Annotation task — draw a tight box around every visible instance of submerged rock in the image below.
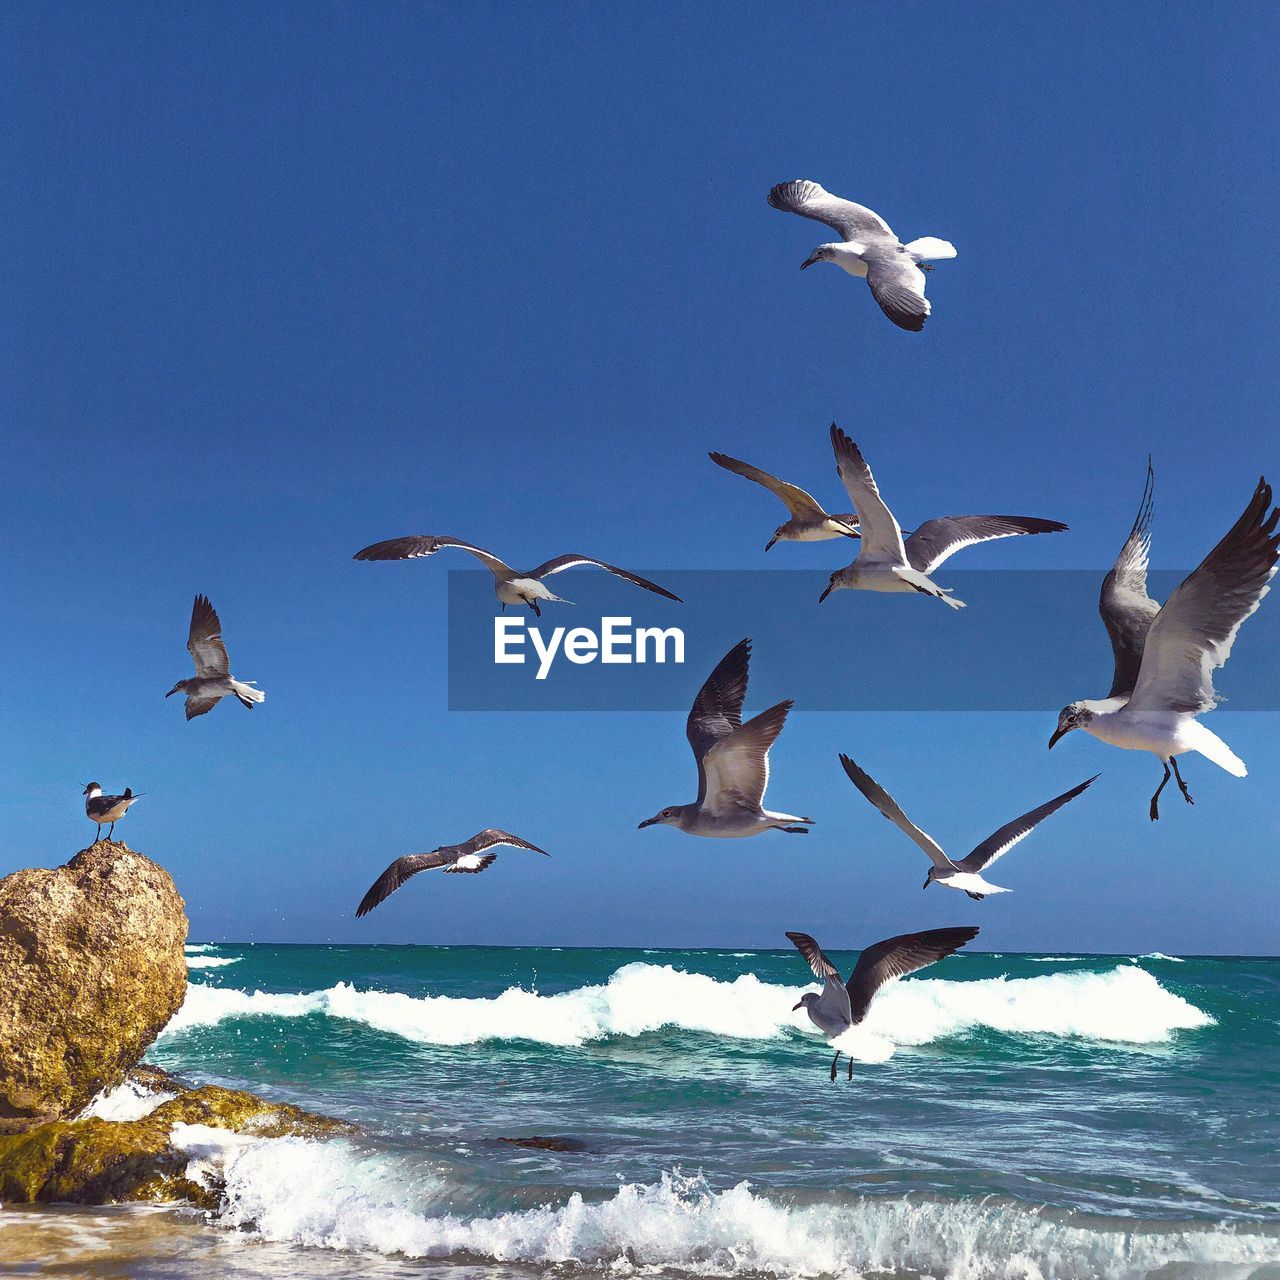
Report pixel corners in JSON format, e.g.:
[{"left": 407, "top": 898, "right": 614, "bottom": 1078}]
[
  {"left": 0, "top": 841, "right": 188, "bottom": 1132},
  {"left": 0, "top": 1068, "right": 355, "bottom": 1206}
]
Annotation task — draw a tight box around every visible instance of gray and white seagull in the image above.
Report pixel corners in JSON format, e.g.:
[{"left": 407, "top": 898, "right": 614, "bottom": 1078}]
[
  {"left": 839, "top": 754, "right": 1098, "bottom": 899},
  {"left": 708, "top": 450, "right": 860, "bottom": 550},
  {"left": 354, "top": 536, "right": 681, "bottom": 615},
  {"left": 1050, "top": 464, "right": 1279, "bottom": 820},
  {"left": 767, "top": 180, "right": 956, "bottom": 331},
  {"left": 83, "top": 782, "right": 142, "bottom": 843},
  {"left": 165, "top": 595, "right": 265, "bottom": 720},
  {"left": 820, "top": 425, "right": 1067, "bottom": 607},
  {"left": 356, "top": 829, "right": 549, "bottom": 917},
  {"left": 787, "top": 926, "right": 979, "bottom": 1080},
  {"left": 638, "top": 638, "right": 813, "bottom": 838}
]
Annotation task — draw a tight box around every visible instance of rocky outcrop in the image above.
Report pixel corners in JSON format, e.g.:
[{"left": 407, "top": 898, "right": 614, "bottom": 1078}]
[
  {"left": 0, "top": 1068, "right": 356, "bottom": 1206},
  {"left": 0, "top": 841, "right": 188, "bottom": 1132}
]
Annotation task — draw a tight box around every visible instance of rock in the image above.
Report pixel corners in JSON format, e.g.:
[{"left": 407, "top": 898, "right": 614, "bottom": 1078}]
[
  {"left": 497, "top": 1135, "right": 591, "bottom": 1153},
  {"left": 0, "top": 1068, "right": 356, "bottom": 1206},
  {"left": 0, "top": 841, "right": 188, "bottom": 1132}
]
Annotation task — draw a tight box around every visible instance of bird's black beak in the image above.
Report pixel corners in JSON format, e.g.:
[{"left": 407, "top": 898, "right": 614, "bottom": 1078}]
[
  {"left": 764, "top": 538, "right": 777, "bottom": 553},
  {"left": 1048, "top": 727, "right": 1066, "bottom": 749},
  {"left": 922, "top": 876, "right": 931, "bottom": 890},
  {"left": 637, "top": 817, "right": 658, "bottom": 829},
  {"left": 164, "top": 687, "right": 177, "bottom": 698},
  {"left": 791, "top": 1000, "right": 804, "bottom": 1012},
  {"left": 800, "top": 254, "right": 820, "bottom": 271},
  {"left": 818, "top": 584, "right": 832, "bottom": 603}
]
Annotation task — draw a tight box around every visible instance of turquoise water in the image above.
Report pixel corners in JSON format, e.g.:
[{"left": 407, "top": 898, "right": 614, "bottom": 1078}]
[{"left": 4, "top": 945, "right": 1279, "bottom": 1278}]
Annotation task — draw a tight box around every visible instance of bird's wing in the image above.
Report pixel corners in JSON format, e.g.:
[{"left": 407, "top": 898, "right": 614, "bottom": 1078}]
[
  {"left": 955, "top": 775, "right": 1099, "bottom": 873},
  {"left": 846, "top": 926, "right": 979, "bottom": 1023},
  {"left": 829, "top": 425, "right": 907, "bottom": 561},
  {"left": 460, "top": 828, "right": 551, "bottom": 857},
  {"left": 767, "top": 180, "right": 894, "bottom": 243},
  {"left": 525, "top": 555, "right": 682, "bottom": 602},
  {"left": 905, "top": 516, "right": 1068, "bottom": 574},
  {"left": 1100, "top": 461, "right": 1161, "bottom": 700},
  {"left": 353, "top": 536, "right": 515, "bottom": 579},
  {"left": 355, "top": 852, "right": 451, "bottom": 917},
  {"left": 785, "top": 931, "right": 853, "bottom": 1025},
  {"left": 686, "top": 639, "right": 752, "bottom": 803},
  {"left": 187, "top": 595, "right": 230, "bottom": 677},
  {"left": 863, "top": 246, "right": 931, "bottom": 332},
  {"left": 185, "top": 695, "right": 221, "bottom": 720},
  {"left": 707, "top": 452, "right": 833, "bottom": 522},
  {"left": 1127, "top": 478, "right": 1279, "bottom": 716},
  {"left": 838, "top": 754, "right": 955, "bottom": 871},
  {"left": 700, "top": 701, "right": 793, "bottom": 815}
]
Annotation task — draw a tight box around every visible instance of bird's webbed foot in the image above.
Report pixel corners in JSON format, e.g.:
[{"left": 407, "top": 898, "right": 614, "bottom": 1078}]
[{"left": 1171, "top": 758, "right": 1194, "bottom": 806}]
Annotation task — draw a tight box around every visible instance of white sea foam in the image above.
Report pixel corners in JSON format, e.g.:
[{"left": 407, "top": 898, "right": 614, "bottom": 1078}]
[
  {"left": 184, "top": 944, "right": 218, "bottom": 954},
  {"left": 186, "top": 955, "right": 241, "bottom": 969},
  {"left": 1137, "top": 952, "right": 1186, "bottom": 963},
  {"left": 170, "top": 1133, "right": 1278, "bottom": 1278},
  {"left": 160, "top": 962, "right": 1212, "bottom": 1060},
  {"left": 78, "top": 1078, "right": 176, "bottom": 1121},
  {"left": 1028, "top": 956, "right": 1085, "bottom": 963}
]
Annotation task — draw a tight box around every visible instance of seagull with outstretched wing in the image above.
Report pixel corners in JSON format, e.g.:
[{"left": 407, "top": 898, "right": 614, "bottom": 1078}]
[
  {"left": 354, "top": 536, "right": 680, "bottom": 616},
  {"left": 767, "top": 180, "right": 956, "bottom": 331},
  {"left": 839, "top": 754, "right": 1097, "bottom": 899},
  {"left": 1051, "top": 466, "right": 1279, "bottom": 820},
  {"left": 820, "top": 425, "right": 1067, "bottom": 608},
  {"left": 355, "top": 829, "right": 549, "bottom": 917},
  {"left": 165, "top": 595, "right": 265, "bottom": 720},
  {"left": 787, "top": 926, "right": 979, "bottom": 1079},
  {"left": 637, "top": 638, "right": 813, "bottom": 838}
]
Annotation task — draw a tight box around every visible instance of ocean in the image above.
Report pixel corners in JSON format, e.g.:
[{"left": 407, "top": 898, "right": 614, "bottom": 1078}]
[{"left": 1, "top": 944, "right": 1277, "bottom": 1279}]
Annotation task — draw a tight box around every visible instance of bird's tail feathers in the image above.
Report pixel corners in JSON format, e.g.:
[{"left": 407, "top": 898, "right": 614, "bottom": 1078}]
[
  {"left": 1187, "top": 725, "right": 1247, "bottom": 777},
  {"left": 232, "top": 680, "right": 267, "bottom": 708},
  {"left": 905, "top": 236, "right": 957, "bottom": 261}
]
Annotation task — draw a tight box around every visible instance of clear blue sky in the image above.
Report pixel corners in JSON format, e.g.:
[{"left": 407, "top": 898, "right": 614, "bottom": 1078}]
[{"left": 2, "top": 3, "right": 1277, "bottom": 953}]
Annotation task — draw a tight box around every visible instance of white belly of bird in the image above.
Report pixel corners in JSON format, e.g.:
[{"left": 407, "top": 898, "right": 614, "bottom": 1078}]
[
  {"left": 499, "top": 578, "right": 557, "bottom": 605},
  {"left": 849, "top": 564, "right": 917, "bottom": 593},
  {"left": 1085, "top": 712, "right": 1184, "bottom": 757}
]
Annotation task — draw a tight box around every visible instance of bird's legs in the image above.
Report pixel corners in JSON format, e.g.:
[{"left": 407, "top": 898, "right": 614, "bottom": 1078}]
[
  {"left": 829, "top": 1049, "right": 840, "bottom": 1082},
  {"left": 1171, "top": 758, "right": 1195, "bottom": 807},
  {"left": 107, "top": 822, "right": 116, "bottom": 840},
  {"left": 94, "top": 824, "right": 102, "bottom": 843},
  {"left": 847, "top": 1056, "right": 854, "bottom": 1081},
  {"left": 527, "top": 600, "right": 541, "bottom": 618},
  {"left": 1150, "top": 763, "right": 1171, "bottom": 821}
]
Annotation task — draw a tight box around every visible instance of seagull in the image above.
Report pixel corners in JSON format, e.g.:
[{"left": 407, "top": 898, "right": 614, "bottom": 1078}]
[
  {"left": 83, "top": 782, "right": 141, "bottom": 842},
  {"left": 787, "top": 926, "right": 979, "bottom": 1080},
  {"left": 353, "top": 537, "right": 681, "bottom": 616},
  {"left": 708, "top": 451, "right": 860, "bottom": 551},
  {"left": 839, "top": 754, "right": 1097, "bottom": 899},
  {"left": 820, "top": 424, "right": 1068, "bottom": 607},
  {"left": 1050, "top": 465, "right": 1279, "bottom": 820},
  {"left": 165, "top": 595, "right": 266, "bottom": 720},
  {"left": 355, "top": 829, "right": 550, "bottom": 917},
  {"left": 767, "top": 180, "right": 956, "bottom": 331},
  {"left": 638, "top": 638, "right": 813, "bottom": 838}
]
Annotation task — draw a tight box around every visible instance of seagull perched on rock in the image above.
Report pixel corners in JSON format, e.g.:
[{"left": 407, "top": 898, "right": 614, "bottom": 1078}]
[
  {"left": 820, "top": 424, "right": 1067, "bottom": 608},
  {"left": 638, "top": 638, "right": 813, "bottom": 838},
  {"left": 355, "top": 829, "right": 549, "bottom": 917},
  {"left": 787, "top": 927, "right": 978, "bottom": 1080},
  {"left": 839, "top": 754, "right": 1097, "bottom": 899},
  {"left": 1050, "top": 464, "right": 1279, "bottom": 820},
  {"left": 83, "top": 782, "right": 141, "bottom": 843},
  {"left": 709, "top": 450, "right": 860, "bottom": 551},
  {"left": 767, "top": 180, "right": 956, "bottom": 331},
  {"left": 166, "top": 595, "right": 265, "bottom": 720},
  {"left": 353, "top": 536, "right": 681, "bottom": 615}
]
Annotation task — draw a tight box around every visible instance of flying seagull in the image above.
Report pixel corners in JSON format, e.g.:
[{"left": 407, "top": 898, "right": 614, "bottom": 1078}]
[
  {"left": 767, "top": 180, "right": 956, "bottom": 331},
  {"left": 83, "top": 782, "right": 141, "bottom": 843},
  {"left": 708, "top": 450, "right": 860, "bottom": 551},
  {"left": 638, "top": 638, "right": 813, "bottom": 837},
  {"left": 166, "top": 595, "right": 265, "bottom": 720},
  {"left": 839, "top": 754, "right": 1097, "bottom": 899},
  {"left": 787, "top": 926, "right": 978, "bottom": 1080},
  {"left": 353, "top": 536, "right": 681, "bottom": 616},
  {"left": 1050, "top": 465, "right": 1279, "bottom": 820},
  {"left": 355, "top": 829, "right": 549, "bottom": 917},
  {"left": 820, "top": 424, "right": 1067, "bottom": 607}
]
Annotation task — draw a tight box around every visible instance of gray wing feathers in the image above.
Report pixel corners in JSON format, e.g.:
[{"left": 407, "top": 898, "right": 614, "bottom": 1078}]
[
  {"left": 686, "top": 638, "right": 751, "bottom": 766},
  {"left": 355, "top": 851, "right": 450, "bottom": 916},
  {"left": 830, "top": 425, "right": 906, "bottom": 561},
  {"left": 188, "top": 595, "right": 230, "bottom": 677},
  {"left": 708, "top": 452, "right": 829, "bottom": 520},
  {"left": 956, "top": 775, "right": 1099, "bottom": 873},
  {"left": 353, "top": 536, "right": 515, "bottom": 577},
  {"left": 464, "top": 828, "right": 550, "bottom": 857},
  {"left": 785, "top": 931, "right": 853, "bottom": 1025},
  {"left": 702, "top": 700, "right": 793, "bottom": 811},
  {"left": 526, "top": 555, "right": 682, "bottom": 602},
  {"left": 767, "top": 181, "right": 893, "bottom": 241},
  {"left": 1101, "top": 462, "right": 1161, "bottom": 699},
  {"left": 839, "top": 754, "right": 954, "bottom": 871},
  {"left": 863, "top": 247, "right": 929, "bottom": 332},
  {"left": 846, "top": 927, "right": 979, "bottom": 1023},
  {"left": 905, "top": 516, "right": 1069, "bottom": 574}
]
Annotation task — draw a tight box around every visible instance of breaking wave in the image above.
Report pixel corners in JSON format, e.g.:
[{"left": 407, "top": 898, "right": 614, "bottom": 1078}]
[
  {"left": 160, "top": 961, "right": 1212, "bottom": 1060},
  {"left": 186, "top": 955, "right": 241, "bottom": 969},
  {"left": 170, "top": 1131, "right": 1278, "bottom": 1279}
]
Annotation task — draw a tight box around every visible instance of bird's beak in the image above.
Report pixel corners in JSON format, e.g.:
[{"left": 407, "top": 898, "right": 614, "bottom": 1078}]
[
  {"left": 764, "top": 538, "right": 777, "bottom": 552},
  {"left": 1048, "top": 727, "right": 1067, "bottom": 749},
  {"left": 800, "top": 254, "right": 820, "bottom": 271},
  {"left": 818, "top": 584, "right": 832, "bottom": 603},
  {"left": 164, "top": 687, "right": 177, "bottom": 698},
  {"left": 637, "top": 817, "right": 659, "bottom": 829},
  {"left": 922, "top": 876, "right": 931, "bottom": 890},
  {"left": 791, "top": 1001, "right": 804, "bottom": 1012}
]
